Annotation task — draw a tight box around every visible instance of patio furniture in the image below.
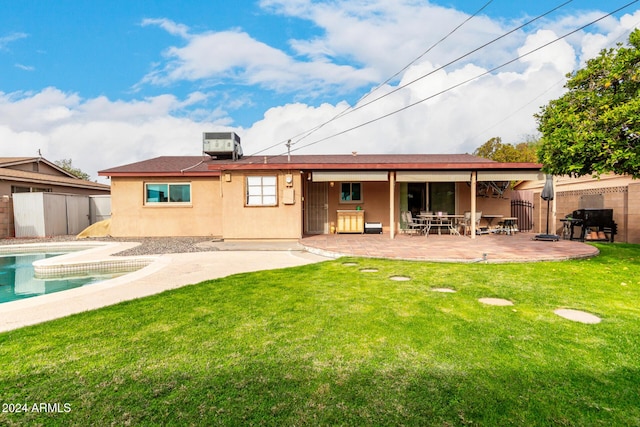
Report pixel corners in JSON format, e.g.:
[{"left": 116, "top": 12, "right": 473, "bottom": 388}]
[
  {"left": 400, "top": 211, "right": 424, "bottom": 236},
  {"left": 461, "top": 211, "right": 482, "bottom": 236},
  {"left": 497, "top": 217, "right": 518, "bottom": 235},
  {"left": 337, "top": 210, "right": 365, "bottom": 233},
  {"left": 419, "top": 213, "right": 463, "bottom": 236},
  {"left": 482, "top": 214, "right": 503, "bottom": 230}
]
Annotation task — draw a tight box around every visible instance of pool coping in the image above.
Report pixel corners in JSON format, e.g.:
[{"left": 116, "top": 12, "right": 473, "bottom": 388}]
[{"left": 1, "top": 241, "right": 157, "bottom": 279}]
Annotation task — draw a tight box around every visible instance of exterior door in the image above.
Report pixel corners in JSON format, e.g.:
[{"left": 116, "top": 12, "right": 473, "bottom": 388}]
[{"left": 306, "top": 181, "right": 328, "bottom": 234}]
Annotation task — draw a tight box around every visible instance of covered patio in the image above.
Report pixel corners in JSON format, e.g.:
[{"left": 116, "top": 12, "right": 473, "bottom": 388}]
[{"left": 300, "top": 231, "right": 599, "bottom": 262}]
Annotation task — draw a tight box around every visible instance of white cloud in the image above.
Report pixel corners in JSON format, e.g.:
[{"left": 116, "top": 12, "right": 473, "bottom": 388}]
[
  {"left": 14, "top": 63, "right": 35, "bottom": 71},
  {"left": 2, "top": 2, "right": 639, "bottom": 186},
  {"left": 0, "top": 32, "right": 28, "bottom": 51},
  {"left": 0, "top": 88, "right": 230, "bottom": 183},
  {"left": 139, "top": 20, "right": 377, "bottom": 95}
]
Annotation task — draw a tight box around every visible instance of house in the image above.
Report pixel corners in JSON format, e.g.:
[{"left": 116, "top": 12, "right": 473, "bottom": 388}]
[
  {"left": 98, "top": 152, "right": 543, "bottom": 240},
  {"left": 0, "top": 157, "right": 111, "bottom": 238},
  {"left": 516, "top": 173, "right": 640, "bottom": 244}
]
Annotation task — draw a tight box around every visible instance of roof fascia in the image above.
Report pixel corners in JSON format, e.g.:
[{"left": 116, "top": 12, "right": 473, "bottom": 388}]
[
  {"left": 208, "top": 162, "right": 542, "bottom": 171},
  {"left": 99, "top": 171, "right": 221, "bottom": 178},
  {"left": 0, "top": 174, "right": 109, "bottom": 190}
]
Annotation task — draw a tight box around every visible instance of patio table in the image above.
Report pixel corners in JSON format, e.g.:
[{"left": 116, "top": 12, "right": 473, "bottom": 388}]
[
  {"left": 482, "top": 214, "right": 504, "bottom": 234},
  {"left": 497, "top": 217, "right": 518, "bottom": 235},
  {"left": 419, "top": 214, "right": 463, "bottom": 236}
]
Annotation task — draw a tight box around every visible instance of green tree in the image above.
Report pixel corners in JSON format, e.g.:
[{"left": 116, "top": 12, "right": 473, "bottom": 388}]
[
  {"left": 54, "top": 158, "right": 91, "bottom": 180},
  {"left": 473, "top": 136, "right": 538, "bottom": 162},
  {"left": 536, "top": 29, "right": 640, "bottom": 178}
]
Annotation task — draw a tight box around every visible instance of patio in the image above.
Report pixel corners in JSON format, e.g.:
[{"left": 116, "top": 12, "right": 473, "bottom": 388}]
[{"left": 300, "top": 231, "right": 599, "bottom": 262}]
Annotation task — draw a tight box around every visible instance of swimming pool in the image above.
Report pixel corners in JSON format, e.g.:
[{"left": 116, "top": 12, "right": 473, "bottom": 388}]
[{"left": 0, "top": 252, "right": 125, "bottom": 304}]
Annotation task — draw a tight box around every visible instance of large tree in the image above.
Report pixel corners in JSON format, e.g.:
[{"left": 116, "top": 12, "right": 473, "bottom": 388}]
[
  {"left": 473, "top": 136, "right": 539, "bottom": 163},
  {"left": 54, "top": 158, "right": 91, "bottom": 180},
  {"left": 536, "top": 29, "right": 640, "bottom": 178}
]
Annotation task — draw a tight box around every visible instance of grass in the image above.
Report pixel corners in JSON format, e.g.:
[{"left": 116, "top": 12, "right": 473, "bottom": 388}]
[{"left": 1, "top": 243, "right": 640, "bottom": 426}]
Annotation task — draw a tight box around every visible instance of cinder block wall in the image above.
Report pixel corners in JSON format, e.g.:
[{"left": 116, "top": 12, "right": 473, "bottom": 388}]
[
  {"left": 628, "top": 183, "right": 640, "bottom": 244},
  {"left": 0, "top": 197, "right": 15, "bottom": 238},
  {"left": 551, "top": 186, "right": 634, "bottom": 243}
]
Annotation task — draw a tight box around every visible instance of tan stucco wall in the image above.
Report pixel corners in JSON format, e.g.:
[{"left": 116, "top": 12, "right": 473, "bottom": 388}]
[
  {"left": 220, "top": 171, "right": 302, "bottom": 239},
  {"left": 109, "top": 177, "right": 222, "bottom": 237},
  {"left": 326, "top": 181, "right": 391, "bottom": 231}
]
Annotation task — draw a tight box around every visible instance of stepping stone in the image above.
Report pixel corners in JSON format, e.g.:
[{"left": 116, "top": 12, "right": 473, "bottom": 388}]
[
  {"left": 431, "top": 288, "right": 456, "bottom": 293},
  {"left": 389, "top": 275, "right": 410, "bottom": 281},
  {"left": 359, "top": 268, "right": 378, "bottom": 273},
  {"left": 342, "top": 262, "right": 358, "bottom": 266},
  {"left": 479, "top": 297, "right": 513, "bottom": 306},
  {"left": 554, "top": 308, "right": 601, "bottom": 324}
]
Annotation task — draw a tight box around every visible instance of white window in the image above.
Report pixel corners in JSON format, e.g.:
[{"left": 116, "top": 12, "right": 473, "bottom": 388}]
[
  {"left": 145, "top": 183, "right": 191, "bottom": 204},
  {"left": 246, "top": 176, "right": 277, "bottom": 206}
]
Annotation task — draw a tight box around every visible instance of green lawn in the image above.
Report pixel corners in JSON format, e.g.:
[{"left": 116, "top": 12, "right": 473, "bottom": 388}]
[{"left": 1, "top": 243, "right": 639, "bottom": 426}]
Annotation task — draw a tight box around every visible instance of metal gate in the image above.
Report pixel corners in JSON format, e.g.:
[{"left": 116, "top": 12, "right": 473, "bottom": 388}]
[
  {"left": 511, "top": 200, "right": 534, "bottom": 232},
  {"left": 306, "top": 182, "right": 328, "bottom": 234}
]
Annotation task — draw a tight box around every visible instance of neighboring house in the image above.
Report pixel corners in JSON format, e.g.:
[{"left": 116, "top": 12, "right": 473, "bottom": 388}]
[
  {"left": 0, "top": 157, "right": 111, "bottom": 238},
  {"left": 99, "top": 153, "right": 542, "bottom": 240},
  {"left": 517, "top": 173, "right": 640, "bottom": 244}
]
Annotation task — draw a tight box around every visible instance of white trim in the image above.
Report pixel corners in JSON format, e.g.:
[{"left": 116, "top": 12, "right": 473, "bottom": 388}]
[
  {"left": 312, "top": 171, "right": 388, "bottom": 182},
  {"left": 396, "top": 171, "right": 471, "bottom": 182}
]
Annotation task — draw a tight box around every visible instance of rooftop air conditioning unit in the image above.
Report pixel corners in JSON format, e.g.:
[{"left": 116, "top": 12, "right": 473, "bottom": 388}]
[{"left": 203, "top": 132, "right": 243, "bottom": 160}]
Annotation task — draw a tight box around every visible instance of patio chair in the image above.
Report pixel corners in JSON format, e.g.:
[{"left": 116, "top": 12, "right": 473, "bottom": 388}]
[
  {"left": 400, "top": 211, "right": 424, "bottom": 236},
  {"left": 461, "top": 211, "right": 482, "bottom": 236}
]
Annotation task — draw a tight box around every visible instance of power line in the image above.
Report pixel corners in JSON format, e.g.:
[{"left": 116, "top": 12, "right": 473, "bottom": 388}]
[
  {"left": 287, "top": 0, "right": 496, "bottom": 148},
  {"left": 324, "top": 0, "right": 574, "bottom": 122},
  {"left": 246, "top": 0, "right": 495, "bottom": 157},
  {"left": 285, "top": 0, "right": 639, "bottom": 156},
  {"left": 469, "top": 19, "right": 640, "bottom": 145}
]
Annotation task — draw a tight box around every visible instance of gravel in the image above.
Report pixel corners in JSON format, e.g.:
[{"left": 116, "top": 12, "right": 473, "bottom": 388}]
[{"left": 0, "top": 236, "right": 222, "bottom": 256}]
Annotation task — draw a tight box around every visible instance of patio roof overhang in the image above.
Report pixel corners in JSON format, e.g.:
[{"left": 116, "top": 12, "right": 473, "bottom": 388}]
[
  {"left": 396, "top": 171, "right": 472, "bottom": 182},
  {"left": 312, "top": 171, "right": 389, "bottom": 182}
]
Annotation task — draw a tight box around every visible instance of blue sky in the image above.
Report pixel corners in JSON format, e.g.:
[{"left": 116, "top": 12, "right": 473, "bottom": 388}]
[{"left": 1, "top": 0, "right": 639, "bottom": 181}]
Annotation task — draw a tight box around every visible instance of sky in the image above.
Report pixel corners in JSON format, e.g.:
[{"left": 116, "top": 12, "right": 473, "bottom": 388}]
[{"left": 2, "top": 0, "right": 640, "bottom": 183}]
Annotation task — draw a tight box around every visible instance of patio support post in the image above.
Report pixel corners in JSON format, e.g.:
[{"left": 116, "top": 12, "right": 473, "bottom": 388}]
[
  {"left": 471, "top": 171, "right": 477, "bottom": 239},
  {"left": 552, "top": 175, "right": 557, "bottom": 234},
  {"left": 389, "top": 171, "right": 395, "bottom": 239}
]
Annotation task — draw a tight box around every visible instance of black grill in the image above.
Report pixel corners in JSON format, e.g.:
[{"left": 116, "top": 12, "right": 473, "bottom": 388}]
[{"left": 567, "top": 208, "right": 617, "bottom": 242}]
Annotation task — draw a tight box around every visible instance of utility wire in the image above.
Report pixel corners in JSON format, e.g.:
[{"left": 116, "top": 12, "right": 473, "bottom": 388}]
[
  {"left": 468, "top": 18, "right": 640, "bottom": 145},
  {"left": 246, "top": 0, "right": 495, "bottom": 157},
  {"left": 330, "top": 0, "right": 573, "bottom": 121},
  {"left": 284, "top": 0, "right": 639, "bottom": 156},
  {"left": 287, "top": 0, "right": 496, "bottom": 148}
]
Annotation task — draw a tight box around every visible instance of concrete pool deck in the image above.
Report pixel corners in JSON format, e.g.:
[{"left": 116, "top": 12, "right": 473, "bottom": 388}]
[{"left": 0, "top": 242, "right": 328, "bottom": 332}]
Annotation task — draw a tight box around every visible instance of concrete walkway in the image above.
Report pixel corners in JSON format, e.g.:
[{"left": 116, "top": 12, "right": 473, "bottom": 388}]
[{"left": 0, "top": 243, "right": 328, "bottom": 332}]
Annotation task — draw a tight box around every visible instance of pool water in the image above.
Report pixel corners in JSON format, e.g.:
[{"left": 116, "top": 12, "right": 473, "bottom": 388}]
[{"left": 0, "top": 253, "right": 122, "bottom": 304}]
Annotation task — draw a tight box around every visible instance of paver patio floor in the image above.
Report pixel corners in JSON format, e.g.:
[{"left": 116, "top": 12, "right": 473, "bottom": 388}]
[{"left": 300, "top": 231, "right": 599, "bottom": 262}]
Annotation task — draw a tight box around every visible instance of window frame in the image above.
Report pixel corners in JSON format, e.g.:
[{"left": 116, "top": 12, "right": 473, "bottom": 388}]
[
  {"left": 144, "top": 182, "right": 192, "bottom": 205},
  {"left": 245, "top": 175, "right": 278, "bottom": 207},
  {"left": 339, "top": 182, "right": 363, "bottom": 204}
]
